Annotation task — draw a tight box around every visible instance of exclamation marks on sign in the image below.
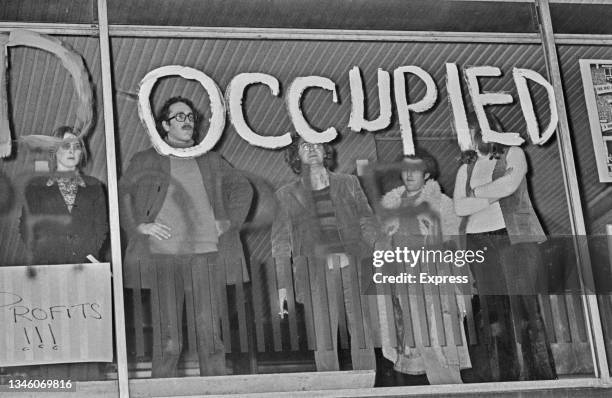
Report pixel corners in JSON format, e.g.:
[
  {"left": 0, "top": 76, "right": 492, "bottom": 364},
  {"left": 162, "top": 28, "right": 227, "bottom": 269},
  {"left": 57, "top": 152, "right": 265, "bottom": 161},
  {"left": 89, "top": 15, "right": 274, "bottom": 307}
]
[
  {"left": 23, "top": 327, "right": 31, "bottom": 350},
  {"left": 35, "top": 325, "right": 43, "bottom": 348},
  {"left": 48, "top": 323, "right": 58, "bottom": 350},
  {"left": 21, "top": 324, "right": 59, "bottom": 351}
]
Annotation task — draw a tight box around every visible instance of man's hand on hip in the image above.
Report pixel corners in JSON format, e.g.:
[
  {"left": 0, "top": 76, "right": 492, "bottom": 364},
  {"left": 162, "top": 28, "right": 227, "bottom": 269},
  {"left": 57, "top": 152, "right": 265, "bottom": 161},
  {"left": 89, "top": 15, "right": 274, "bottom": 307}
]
[
  {"left": 137, "top": 222, "right": 171, "bottom": 240},
  {"left": 215, "top": 219, "right": 231, "bottom": 236}
]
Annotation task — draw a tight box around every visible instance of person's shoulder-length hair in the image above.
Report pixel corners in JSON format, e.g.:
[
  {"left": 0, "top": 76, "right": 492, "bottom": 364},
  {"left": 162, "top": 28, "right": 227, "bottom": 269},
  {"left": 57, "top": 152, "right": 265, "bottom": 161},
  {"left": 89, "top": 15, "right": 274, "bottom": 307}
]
[
  {"left": 460, "top": 111, "right": 507, "bottom": 165},
  {"left": 379, "top": 148, "right": 440, "bottom": 193},
  {"left": 397, "top": 148, "right": 439, "bottom": 180},
  {"left": 284, "top": 135, "right": 336, "bottom": 175},
  {"left": 48, "top": 126, "right": 88, "bottom": 172}
]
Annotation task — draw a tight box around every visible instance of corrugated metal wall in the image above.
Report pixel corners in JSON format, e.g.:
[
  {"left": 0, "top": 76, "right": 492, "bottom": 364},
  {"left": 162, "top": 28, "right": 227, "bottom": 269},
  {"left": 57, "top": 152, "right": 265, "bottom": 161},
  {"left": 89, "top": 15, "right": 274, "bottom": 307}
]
[
  {"left": 0, "top": 35, "right": 605, "bottom": 267},
  {"left": 108, "top": 38, "right": 572, "bottom": 268}
]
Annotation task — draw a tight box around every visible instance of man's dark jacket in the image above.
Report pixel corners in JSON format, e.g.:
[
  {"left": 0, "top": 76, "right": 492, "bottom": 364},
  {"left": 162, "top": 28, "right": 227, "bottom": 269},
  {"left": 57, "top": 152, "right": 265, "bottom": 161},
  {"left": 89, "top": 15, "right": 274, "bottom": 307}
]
[
  {"left": 271, "top": 172, "right": 378, "bottom": 302},
  {"left": 119, "top": 148, "right": 253, "bottom": 288}
]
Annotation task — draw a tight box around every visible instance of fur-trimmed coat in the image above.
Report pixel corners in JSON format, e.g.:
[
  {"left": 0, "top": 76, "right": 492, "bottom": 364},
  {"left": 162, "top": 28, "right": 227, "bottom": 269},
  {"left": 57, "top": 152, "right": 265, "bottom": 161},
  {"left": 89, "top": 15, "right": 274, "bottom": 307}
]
[{"left": 376, "top": 180, "right": 470, "bottom": 379}]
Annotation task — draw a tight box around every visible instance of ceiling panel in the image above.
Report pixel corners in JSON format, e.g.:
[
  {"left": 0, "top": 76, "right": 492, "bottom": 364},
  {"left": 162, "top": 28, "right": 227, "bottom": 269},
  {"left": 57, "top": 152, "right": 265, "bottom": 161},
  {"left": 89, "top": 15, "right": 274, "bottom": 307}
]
[
  {"left": 0, "top": 0, "right": 96, "bottom": 24},
  {"left": 105, "top": 0, "right": 537, "bottom": 33}
]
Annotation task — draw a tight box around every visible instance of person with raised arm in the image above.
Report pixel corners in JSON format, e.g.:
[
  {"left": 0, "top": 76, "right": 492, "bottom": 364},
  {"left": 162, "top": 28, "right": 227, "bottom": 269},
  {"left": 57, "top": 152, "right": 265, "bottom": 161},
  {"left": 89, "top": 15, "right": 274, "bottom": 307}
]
[{"left": 453, "top": 112, "right": 555, "bottom": 382}]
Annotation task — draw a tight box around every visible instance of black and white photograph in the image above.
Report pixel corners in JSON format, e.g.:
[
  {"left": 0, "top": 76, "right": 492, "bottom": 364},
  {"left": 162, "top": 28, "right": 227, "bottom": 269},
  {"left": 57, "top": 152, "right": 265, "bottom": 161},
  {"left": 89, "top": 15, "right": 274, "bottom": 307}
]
[
  {"left": 1, "top": 1, "right": 612, "bottom": 397},
  {"left": 580, "top": 59, "right": 612, "bottom": 182}
]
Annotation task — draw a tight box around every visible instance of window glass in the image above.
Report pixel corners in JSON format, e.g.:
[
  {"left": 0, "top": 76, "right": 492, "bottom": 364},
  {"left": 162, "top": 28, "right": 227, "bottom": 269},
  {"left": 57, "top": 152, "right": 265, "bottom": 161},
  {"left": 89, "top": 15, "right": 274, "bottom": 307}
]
[
  {"left": 112, "top": 36, "right": 595, "bottom": 392},
  {"left": 551, "top": 3, "right": 612, "bottom": 34},
  {"left": 558, "top": 43, "right": 612, "bottom": 375},
  {"left": 0, "top": 32, "right": 119, "bottom": 391}
]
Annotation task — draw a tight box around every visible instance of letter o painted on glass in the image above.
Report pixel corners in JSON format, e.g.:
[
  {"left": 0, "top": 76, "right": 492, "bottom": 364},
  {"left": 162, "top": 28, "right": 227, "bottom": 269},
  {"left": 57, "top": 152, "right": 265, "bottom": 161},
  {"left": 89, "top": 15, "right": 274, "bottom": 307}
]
[{"left": 138, "top": 65, "right": 226, "bottom": 158}]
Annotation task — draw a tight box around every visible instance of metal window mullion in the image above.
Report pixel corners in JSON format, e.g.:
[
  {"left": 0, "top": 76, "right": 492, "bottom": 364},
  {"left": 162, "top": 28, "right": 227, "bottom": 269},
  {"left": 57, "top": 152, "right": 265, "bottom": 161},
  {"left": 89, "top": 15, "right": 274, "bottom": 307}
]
[
  {"left": 536, "top": 0, "right": 611, "bottom": 383},
  {"left": 96, "top": 0, "right": 130, "bottom": 397}
]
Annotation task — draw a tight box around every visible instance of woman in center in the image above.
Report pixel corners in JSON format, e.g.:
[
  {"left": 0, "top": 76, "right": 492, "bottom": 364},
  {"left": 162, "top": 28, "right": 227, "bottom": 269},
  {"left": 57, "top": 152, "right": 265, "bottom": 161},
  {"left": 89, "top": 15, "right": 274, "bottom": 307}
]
[{"left": 377, "top": 149, "right": 471, "bottom": 384}]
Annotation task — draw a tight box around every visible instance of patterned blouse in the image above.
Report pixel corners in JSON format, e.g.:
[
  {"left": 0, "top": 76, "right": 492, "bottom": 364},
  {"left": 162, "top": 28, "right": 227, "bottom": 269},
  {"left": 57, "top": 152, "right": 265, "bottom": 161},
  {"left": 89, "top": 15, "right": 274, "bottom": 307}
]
[{"left": 46, "top": 173, "right": 86, "bottom": 212}]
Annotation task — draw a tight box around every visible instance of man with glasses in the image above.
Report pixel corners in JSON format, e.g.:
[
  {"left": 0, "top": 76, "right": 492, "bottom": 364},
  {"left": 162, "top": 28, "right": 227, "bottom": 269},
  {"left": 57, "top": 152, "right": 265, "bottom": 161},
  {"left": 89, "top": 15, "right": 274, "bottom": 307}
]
[
  {"left": 120, "top": 97, "right": 253, "bottom": 378},
  {"left": 272, "top": 136, "right": 378, "bottom": 372}
]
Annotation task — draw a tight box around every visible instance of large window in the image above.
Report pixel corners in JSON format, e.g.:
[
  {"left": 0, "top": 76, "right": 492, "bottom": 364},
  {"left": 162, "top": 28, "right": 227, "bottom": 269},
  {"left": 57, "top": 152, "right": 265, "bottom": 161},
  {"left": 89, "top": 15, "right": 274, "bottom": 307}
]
[
  {"left": 1, "top": 1, "right": 611, "bottom": 396},
  {"left": 0, "top": 31, "right": 120, "bottom": 393}
]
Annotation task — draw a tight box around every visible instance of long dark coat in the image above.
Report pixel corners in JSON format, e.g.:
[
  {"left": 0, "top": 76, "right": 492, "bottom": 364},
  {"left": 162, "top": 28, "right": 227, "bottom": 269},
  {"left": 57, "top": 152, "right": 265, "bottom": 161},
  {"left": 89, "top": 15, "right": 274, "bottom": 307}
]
[{"left": 20, "top": 174, "right": 108, "bottom": 265}]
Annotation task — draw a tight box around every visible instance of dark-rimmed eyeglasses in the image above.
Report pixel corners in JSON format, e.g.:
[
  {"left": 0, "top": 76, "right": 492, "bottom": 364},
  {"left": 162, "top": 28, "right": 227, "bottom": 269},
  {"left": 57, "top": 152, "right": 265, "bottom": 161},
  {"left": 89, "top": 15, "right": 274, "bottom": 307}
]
[
  {"left": 167, "top": 112, "right": 195, "bottom": 123},
  {"left": 299, "top": 142, "right": 323, "bottom": 151}
]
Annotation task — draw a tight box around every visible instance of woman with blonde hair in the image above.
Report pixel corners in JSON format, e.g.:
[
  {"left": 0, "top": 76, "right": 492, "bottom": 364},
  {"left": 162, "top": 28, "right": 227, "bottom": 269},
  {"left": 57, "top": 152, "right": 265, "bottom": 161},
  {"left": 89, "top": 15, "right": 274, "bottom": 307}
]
[
  {"left": 21, "top": 126, "right": 107, "bottom": 265},
  {"left": 20, "top": 126, "right": 108, "bottom": 380}
]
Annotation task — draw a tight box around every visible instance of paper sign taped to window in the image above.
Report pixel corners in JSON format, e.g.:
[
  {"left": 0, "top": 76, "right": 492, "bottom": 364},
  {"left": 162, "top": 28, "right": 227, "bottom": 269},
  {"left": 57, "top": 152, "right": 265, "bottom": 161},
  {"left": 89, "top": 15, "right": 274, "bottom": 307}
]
[
  {"left": 601, "top": 122, "right": 612, "bottom": 132},
  {"left": 0, "top": 263, "right": 112, "bottom": 366},
  {"left": 595, "top": 83, "right": 612, "bottom": 95}
]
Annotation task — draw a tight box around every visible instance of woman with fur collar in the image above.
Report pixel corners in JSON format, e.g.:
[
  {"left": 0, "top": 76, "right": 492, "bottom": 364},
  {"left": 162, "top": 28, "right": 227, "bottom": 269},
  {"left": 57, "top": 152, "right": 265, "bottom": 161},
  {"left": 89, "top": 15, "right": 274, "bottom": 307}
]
[{"left": 377, "top": 149, "right": 470, "bottom": 385}]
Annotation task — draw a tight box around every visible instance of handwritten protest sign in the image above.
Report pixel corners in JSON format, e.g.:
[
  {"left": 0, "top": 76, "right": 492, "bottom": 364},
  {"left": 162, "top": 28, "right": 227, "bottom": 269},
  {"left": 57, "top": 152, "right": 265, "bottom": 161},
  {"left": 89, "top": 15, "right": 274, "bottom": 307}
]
[{"left": 0, "top": 263, "right": 112, "bottom": 366}]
